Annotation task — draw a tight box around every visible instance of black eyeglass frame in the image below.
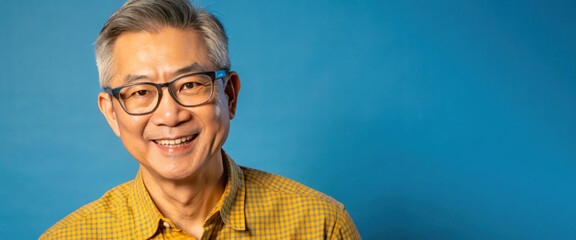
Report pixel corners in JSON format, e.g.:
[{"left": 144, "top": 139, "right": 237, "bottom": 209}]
[{"left": 104, "top": 70, "right": 228, "bottom": 115}]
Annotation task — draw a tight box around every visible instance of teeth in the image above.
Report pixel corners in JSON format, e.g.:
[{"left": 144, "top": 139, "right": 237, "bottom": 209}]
[{"left": 156, "top": 136, "right": 194, "bottom": 147}]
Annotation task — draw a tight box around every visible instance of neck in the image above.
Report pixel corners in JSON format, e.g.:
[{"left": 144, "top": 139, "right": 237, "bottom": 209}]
[{"left": 141, "top": 153, "right": 227, "bottom": 238}]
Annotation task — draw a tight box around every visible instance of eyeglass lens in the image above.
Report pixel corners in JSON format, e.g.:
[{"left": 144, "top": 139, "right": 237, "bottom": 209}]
[{"left": 117, "top": 73, "right": 213, "bottom": 114}]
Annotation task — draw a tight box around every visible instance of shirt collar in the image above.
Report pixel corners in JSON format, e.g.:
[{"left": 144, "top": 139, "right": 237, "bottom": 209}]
[
  {"left": 207, "top": 150, "right": 247, "bottom": 231},
  {"left": 128, "top": 150, "right": 247, "bottom": 239},
  {"left": 128, "top": 170, "right": 164, "bottom": 240}
]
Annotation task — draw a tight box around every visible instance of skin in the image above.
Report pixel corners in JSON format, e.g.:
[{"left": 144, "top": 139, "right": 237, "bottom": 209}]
[{"left": 97, "top": 27, "right": 241, "bottom": 238}]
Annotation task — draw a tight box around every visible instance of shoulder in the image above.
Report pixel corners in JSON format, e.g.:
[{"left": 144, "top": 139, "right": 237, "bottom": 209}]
[
  {"left": 241, "top": 166, "right": 344, "bottom": 212},
  {"left": 240, "top": 166, "right": 361, "bottom": 239},
  {"left": 39, "top": 180, "right": 134, "bottom": 239}
]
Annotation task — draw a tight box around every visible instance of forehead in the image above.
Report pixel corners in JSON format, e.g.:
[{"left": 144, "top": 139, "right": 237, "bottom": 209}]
[{"left": 111, "top": 27, "right": 213, "bottom": 84}]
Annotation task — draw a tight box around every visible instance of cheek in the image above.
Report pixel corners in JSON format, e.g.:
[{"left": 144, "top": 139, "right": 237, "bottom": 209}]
[
  {"left": 212, "top": 92, "right": 229, "bottom": 121},
  {"left": 117, "top": 115, "right": 148, "bottom": 138},
  {"left": 213, "top": 101, "right": 225, "bottom": 120},
  {"left": 207, "top": 94, "right": 231, "bottom": 138}
]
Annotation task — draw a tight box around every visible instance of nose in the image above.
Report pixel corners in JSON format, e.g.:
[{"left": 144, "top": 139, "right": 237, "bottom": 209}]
[{"left": 150, "top": 88, "right": 192, "bottom": 126}]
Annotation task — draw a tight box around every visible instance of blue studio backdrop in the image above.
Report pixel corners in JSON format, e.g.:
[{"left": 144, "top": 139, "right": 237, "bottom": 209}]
[{"left": 1, "top": 0, "right": 575, "bottom": 239}]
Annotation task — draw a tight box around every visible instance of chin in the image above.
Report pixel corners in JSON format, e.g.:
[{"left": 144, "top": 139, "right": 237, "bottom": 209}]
[
  {"left": 156, "top": 167, "right": 199, "bottom": 181},
  {"left": 142, "top": 157, "right": 200, "bottom": 181}
]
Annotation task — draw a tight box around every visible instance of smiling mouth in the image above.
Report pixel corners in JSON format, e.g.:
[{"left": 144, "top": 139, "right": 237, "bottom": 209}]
[{"left": 154, "top": 135, "right": 197, "bottom": 147}]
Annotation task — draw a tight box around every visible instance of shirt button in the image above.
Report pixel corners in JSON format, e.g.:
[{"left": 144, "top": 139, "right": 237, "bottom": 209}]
[{"left": 163, "top": 221, "right": 171, "bottom": 228}]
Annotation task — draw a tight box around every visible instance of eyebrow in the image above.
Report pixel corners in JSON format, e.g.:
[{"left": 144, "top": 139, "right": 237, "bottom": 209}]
[
  {"left": 122, "top": 63, "right": 208, "bottom": 84},
  {"left": 174, "top": 63, "right": 207, "bottom": 76}
]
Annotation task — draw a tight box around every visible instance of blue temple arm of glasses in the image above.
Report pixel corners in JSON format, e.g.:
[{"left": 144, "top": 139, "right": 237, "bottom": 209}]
[{"left": 215, "top": 70, "right": 227, "bottom": 79}]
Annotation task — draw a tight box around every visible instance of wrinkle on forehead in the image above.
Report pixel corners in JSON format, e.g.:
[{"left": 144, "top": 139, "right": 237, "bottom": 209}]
[
  {"left": 111, "top": 27, "right": 213, "bottom": 86},
  {"left": 122, "top": 63, "right": 208, "bottom": 84}
]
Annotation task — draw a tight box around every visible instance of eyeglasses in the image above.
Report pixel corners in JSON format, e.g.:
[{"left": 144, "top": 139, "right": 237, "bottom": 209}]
[{"left": 104, "top": 70, "right": 227, "bottom": 115}]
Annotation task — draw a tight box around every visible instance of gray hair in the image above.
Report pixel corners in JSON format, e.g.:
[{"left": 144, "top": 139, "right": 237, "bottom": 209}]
[{"left": 95, "top": 0, "right": 230, "bottom": 88}]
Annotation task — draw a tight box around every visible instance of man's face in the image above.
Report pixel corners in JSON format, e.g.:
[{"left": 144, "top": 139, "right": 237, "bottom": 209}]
[{"left": 98, "top": 27, "right": 239, "bottom": 181}]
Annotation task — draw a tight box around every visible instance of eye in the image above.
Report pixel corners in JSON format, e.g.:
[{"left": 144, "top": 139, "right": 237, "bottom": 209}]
[
  {"left": 134, "top": 90, "right": 149, "bottom": 96},
  {"left": 182, "top": 82, "right": 199, "bottom": 90}
]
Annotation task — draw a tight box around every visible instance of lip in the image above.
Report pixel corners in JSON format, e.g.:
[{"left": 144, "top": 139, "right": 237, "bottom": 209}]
[{"left": 152, "top": 134, "right": 198, "bottom": 152}]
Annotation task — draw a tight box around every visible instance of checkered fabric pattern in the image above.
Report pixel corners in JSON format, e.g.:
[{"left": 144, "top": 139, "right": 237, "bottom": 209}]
[{"left": 40, "top": 152, "right": 361, "bottom": 239}]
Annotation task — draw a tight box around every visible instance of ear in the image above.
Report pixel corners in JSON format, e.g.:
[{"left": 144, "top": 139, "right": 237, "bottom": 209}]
[
  {"left": 98, "top": 92, "right": 121, "bottom": 137},
  {"left": 224, "top": 71, "right": 241, "bottom": 119}
]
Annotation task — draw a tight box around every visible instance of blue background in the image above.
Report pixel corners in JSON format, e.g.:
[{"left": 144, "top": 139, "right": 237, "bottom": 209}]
[{"left": 1, "top": 0, "right": 575, "bottom": 239}]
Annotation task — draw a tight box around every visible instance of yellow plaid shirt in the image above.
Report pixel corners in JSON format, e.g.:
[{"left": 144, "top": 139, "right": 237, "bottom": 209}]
[{"left": 40, "top": 152, "right": 361, "bottom": 239}]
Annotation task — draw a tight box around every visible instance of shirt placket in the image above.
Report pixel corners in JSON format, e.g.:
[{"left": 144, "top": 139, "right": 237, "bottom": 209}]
[{"left": 158, "top": 218, "right": 195, "bottom": 240}]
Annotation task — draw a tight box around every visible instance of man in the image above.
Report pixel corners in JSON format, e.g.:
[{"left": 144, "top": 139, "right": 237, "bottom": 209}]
[{"left": 41, "top": 0, "right": 360, "bottom": 239}]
